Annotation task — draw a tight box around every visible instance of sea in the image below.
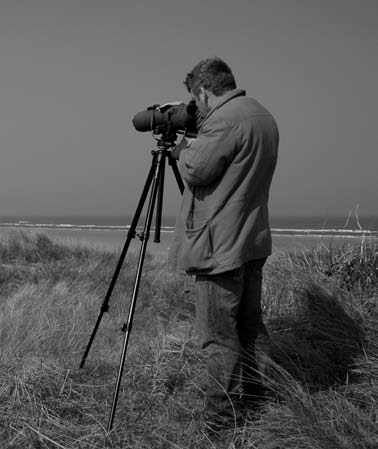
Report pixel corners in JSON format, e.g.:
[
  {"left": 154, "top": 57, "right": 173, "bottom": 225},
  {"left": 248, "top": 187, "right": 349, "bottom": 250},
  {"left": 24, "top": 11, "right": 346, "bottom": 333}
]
[{"left": 0, "top": 215, "right": 377, "bottom": 255}]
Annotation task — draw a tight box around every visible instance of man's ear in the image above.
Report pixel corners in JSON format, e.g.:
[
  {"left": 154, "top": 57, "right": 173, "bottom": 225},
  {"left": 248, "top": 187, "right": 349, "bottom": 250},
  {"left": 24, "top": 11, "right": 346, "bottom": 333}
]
[
  {"left": 198, "top": 86, "right": 206, "bottom": 96},
  {"left": 198, "top": 86, "right": 208, "bottom": 104}
]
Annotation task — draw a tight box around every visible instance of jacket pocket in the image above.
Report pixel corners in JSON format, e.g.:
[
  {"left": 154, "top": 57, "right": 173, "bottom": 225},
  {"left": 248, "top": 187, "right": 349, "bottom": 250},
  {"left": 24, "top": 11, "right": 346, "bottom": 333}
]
[{"left": 181, "top": 219, "right": 214, "bottom": 273}]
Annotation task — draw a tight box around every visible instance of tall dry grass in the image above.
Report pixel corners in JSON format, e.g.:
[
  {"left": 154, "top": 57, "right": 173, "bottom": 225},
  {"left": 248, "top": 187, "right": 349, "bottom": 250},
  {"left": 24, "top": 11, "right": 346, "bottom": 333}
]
[{"left": 0, "top": 231, "right": 376, "bottom": 448}]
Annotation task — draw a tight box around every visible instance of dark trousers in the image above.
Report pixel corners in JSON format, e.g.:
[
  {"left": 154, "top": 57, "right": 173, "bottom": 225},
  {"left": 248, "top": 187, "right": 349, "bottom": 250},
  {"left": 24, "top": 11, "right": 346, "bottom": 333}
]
[{"left": 195, "top": 258, "right": 268, "bottom": 417}]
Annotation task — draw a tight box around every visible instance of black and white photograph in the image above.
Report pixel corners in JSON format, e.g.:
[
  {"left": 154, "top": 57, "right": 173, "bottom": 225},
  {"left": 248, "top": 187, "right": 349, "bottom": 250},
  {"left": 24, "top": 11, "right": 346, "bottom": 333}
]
[{"left": 0, "top": 1, "right": 377, "bottom": 448}]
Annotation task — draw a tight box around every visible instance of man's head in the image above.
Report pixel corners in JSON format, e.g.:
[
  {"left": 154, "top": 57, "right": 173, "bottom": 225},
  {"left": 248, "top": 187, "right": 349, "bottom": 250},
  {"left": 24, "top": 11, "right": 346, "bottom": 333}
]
[{"left": 184, "top": 57, "right": 237, "bottom": 116}]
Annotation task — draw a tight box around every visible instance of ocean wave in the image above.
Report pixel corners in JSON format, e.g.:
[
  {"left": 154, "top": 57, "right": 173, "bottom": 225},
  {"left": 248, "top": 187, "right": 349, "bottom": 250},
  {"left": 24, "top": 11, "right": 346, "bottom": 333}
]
[
  {"left": 0, "top": 222, "right": 176, "bottom": 233},
  {"left": 0, "top": 222, "right": 376, "bottom": 238},
  {"left": 270, "top": 228, "right": 377, "bottom": 235}
]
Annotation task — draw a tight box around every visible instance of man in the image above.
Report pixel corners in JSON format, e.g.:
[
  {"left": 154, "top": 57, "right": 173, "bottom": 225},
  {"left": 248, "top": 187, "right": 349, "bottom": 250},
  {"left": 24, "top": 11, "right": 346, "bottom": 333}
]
[{"left": 169, "top": 57, "right": 279, "bottom": 429}]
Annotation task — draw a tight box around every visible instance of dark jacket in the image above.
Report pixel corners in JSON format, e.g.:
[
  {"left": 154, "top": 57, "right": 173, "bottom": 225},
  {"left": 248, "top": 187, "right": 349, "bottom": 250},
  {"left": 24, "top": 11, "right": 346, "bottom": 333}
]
[{"left": 169, "top": 89, "right": 279, "bottom": 274}]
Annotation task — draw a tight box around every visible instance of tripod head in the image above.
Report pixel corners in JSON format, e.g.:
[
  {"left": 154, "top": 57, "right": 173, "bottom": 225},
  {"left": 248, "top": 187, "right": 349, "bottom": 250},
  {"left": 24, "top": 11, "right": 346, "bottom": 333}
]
[
  {"left": 155, "top": 128, "right": 177, "bottom": 149},
  {"left": 153, "top": 121, "right": 196, "bottom": 152}
]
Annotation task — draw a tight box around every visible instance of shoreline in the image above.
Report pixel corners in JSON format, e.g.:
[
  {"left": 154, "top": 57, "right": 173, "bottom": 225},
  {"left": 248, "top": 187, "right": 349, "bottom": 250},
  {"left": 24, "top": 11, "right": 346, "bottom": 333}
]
[
  {"left": 0, "top": 226, "right": 374, "bottom": 257},
  {"left": 1, "top": 222, "right": 376, "bottom": 237}
]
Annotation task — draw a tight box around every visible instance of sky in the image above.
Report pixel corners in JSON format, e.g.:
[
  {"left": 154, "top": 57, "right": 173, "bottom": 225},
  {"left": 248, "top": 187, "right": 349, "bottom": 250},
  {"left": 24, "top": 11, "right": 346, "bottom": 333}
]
[{"left": 0, "top": 0, "right": 377, "bottom": 218}]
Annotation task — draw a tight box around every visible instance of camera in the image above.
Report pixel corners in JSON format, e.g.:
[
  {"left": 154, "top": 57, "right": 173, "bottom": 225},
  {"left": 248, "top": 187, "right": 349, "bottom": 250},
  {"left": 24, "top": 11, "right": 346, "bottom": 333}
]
[{"left": 132, "top": 100, "right": 199, "bottom": 139}]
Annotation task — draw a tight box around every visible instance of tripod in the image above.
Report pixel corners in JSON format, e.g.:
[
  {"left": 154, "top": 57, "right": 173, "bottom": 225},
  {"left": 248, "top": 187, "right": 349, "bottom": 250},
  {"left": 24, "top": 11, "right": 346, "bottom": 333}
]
[{"left": 79, "top": 136, "right": 184, "bottom": 431}]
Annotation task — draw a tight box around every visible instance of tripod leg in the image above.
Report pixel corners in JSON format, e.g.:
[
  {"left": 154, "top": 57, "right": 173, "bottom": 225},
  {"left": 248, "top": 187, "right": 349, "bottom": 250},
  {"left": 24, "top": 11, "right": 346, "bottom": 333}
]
[
  {"left": 154, "top": 151, "right": 166, "bottom": 243},
  {"left": 107, "top": 151, "right": 164, "bottom": 432},
  {"left": 168, "top": 153, "right": 185, "bottom": 194},
  {"left": 79, "top": 154, "right": 158, "bottom": 369}
]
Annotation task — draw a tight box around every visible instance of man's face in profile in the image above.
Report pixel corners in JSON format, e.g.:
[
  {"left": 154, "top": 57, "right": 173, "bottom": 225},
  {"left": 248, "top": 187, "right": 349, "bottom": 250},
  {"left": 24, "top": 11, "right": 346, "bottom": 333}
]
[{"left": 191, "top": 87, "right": 211, "bottom": 118}]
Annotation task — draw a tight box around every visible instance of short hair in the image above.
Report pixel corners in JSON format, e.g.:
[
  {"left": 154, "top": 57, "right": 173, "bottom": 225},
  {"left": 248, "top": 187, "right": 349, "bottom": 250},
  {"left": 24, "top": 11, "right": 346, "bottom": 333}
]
[{"left": 184, "top": 57, "right": 237, "bottom": 96}]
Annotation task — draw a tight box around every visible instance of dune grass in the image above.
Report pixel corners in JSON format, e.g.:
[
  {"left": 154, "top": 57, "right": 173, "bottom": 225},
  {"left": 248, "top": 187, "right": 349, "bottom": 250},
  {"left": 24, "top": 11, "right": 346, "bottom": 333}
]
[{"left": 0, "top": 231, "right": 376, "bottom": 448}]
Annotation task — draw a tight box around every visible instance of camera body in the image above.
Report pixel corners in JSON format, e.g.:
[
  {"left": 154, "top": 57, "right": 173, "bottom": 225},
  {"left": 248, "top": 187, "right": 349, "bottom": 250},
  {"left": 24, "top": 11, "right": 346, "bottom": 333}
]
[{"left": 132, "top": 100, "right": 199, "bottom": 140}]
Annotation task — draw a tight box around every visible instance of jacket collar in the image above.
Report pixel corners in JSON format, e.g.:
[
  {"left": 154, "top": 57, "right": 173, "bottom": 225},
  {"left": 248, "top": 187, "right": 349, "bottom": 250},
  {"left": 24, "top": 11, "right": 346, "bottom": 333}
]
[{"left": 204, "top": 89, "right": 246, "bottom": 122}]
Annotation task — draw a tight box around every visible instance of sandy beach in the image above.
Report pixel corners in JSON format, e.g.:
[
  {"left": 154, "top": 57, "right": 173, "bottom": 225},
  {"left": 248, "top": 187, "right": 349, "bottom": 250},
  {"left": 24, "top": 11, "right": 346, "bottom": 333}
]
[{"left": 0, "top": 226, "right": 371, "bottom": 260}]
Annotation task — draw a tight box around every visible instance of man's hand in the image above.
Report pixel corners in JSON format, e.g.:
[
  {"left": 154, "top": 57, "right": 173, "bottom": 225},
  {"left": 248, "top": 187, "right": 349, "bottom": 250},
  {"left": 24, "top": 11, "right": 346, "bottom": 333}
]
[
  {"left": 157, "top": 101, "right": 182, "bottom": 112},
  {"left": 171, "top": 136, "right": 196, "bottom": 160}
]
